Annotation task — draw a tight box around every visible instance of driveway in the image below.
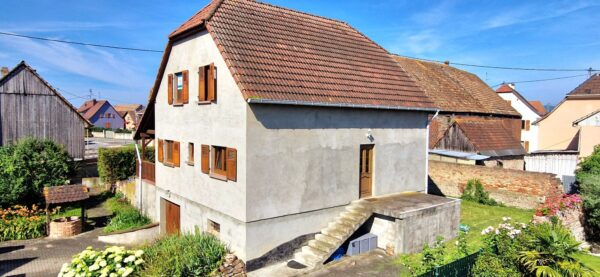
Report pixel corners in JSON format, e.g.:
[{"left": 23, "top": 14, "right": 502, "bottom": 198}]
[{"left": 0, "top": 196, "right": 117, "bottom": 277}]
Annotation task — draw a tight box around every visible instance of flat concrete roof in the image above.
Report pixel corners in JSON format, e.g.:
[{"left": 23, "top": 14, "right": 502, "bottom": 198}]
[{"left": 363, "top": 192, "right": 460, "bottom": 219}]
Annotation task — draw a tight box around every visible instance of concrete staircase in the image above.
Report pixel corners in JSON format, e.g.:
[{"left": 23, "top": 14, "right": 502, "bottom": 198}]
[{"left": 293, "top": 200, "right": 373, "bottom": 268}]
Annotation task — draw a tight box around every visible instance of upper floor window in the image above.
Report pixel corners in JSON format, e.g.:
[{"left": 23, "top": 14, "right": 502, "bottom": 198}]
[
  {"left": 198, "top": 63, "right": 217, "bottom": 103},
  {"left": 168, "top": 71, "right": 189, "bottom": 106},
  {"left": 521, "top": 120, "right": 530, "bottom": 131}
]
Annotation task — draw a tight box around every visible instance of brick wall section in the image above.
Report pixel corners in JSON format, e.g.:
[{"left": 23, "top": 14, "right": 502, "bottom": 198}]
[
  {"left": 49, "top": 217, "right": 82, "bottom": 238},
  {"left": 428, "top": 160, "right": 563, "bottom": 209}
]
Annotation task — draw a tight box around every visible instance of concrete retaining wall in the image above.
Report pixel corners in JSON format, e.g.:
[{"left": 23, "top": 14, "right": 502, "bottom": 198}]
[
  {"left": 428, "top": 160, "right": 563, "bottom": 209},
  {"left": 98, "top": 223, "right": 159, "bottom": 245}
]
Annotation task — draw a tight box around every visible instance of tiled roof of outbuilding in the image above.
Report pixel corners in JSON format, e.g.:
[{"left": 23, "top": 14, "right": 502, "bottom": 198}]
[
  {"left": 43, "top": 185, "right": 89, "bottom": 205},
  {"left": 454, "top": 118, "right": 524, "bottom": 154},
  {"left": 164, "top": 0, "right": 435, "bottom": 110},
  {"left": 394, "top": 56, "right": 519, "bottom": 116}
]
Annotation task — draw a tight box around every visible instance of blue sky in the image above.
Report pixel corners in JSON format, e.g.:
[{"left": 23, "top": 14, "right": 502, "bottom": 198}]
[{"left": 1, "top": 0, "right": 599, "bottom": 107}]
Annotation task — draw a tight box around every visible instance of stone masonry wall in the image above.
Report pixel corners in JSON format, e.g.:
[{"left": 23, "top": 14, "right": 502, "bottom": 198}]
[{"left": 428, "top": 160, "right": 563, "bottom": 209}]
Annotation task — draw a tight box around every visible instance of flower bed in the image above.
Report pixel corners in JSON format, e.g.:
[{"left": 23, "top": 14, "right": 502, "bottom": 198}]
[
  {"left": 0, "top": 205, "right": 46, "bottom": 241},
  {"left": 535, "top": 193, "right": 582, "bottom": 216},
  {"left": 59, "top": 246, "right": 144, "bottom": 277}
]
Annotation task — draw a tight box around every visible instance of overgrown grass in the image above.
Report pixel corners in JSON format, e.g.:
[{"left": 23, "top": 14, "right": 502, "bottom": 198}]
[
  {"left": 51, "top": 205, "right": 81, "bottom": 220},
  {"left": 141, "top": 230, "right": 228, "bottom": 276},
  {"left": 103, "top": 193, "right": 150, "bottom": 233}
]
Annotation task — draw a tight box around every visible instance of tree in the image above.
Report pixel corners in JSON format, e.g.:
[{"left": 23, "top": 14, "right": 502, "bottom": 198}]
[
  {"left": 576, "top": 145, "right": 600, "bottom": 239},
  {"left": 0, "top": 138, "right": 73, "bottom": 207}
]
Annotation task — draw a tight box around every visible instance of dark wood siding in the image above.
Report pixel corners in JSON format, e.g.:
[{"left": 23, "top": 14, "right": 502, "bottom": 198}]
[
  {"left": 436, "top": 123, "right": 476, "bottom": 153},
  {"left": 0, "top": 65, "right": 86, "bottom": 159}
]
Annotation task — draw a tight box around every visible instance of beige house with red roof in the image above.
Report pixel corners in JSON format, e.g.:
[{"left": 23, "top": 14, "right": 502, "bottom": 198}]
[
  {"left": 134, "top": 0, "right": 461, "bottom": 269},
  {"left": 495, "top": 83, "right": 546, "bottom": 153},
  {"left": 535, "top": 74, "right": 600, "bottom": 157},
  {"left": 395, "top": 56, "right": 525, "bottom": 169}
]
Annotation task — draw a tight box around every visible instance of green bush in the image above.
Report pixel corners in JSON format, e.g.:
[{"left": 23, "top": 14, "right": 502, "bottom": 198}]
[
  {"left": 141, "top": 230, "right": 228, "bottom": 277},
  {"left": 98, "top": 146, "right": 154, "bottom": 184},
  {"left": 0, "top": 138, "right": 73, "bottom": 207},
  {"left": 104, "top": 193, "right": 151, "bottom": 233},
  {"left": 472, "top": 252, "right": 520, "bottom": 277},
  {"left": 0, "top": 205, "right": 46, "bottom": 241},
  {"left": 59, "top": 246, "right": 144, "bottom": 277},
  {"left": 461, "top": 179, "right": 501, "bottom": 206},
  {"left": 576, "top": 145, "right": 600, "bottom": 239}
]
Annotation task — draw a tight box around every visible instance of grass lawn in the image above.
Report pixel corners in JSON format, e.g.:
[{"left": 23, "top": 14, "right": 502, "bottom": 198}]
[
  {"left": 51, "top": 205, "right": 82, "bottom": 220},
  {"left": 395, "top": 200, "right": 600, "bottom": 273}
]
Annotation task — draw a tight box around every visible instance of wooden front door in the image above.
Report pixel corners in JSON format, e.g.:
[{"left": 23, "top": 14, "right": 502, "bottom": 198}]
[
  {"left": 359, "top": 145, "right": 374, "bottom": 198},
  {"left": 164, "top": 200, "right": 180, "bottom": 235}
]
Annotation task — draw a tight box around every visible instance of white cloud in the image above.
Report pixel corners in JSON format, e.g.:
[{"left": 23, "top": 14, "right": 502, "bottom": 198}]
[
  {"left": 482, "top": 1, "right": 596, "bottom": 30},
  {"left": 1, "top": 21, "right": 134, "bottom": 33}
]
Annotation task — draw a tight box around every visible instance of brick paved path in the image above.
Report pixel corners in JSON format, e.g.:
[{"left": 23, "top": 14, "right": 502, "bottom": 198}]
[{"left": 0, "top": 197, "right": 119, "bottom": 277}]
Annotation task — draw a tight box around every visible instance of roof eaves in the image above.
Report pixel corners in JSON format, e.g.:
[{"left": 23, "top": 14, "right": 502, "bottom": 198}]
[
  {"left": 572, "top": 109, "right": 600, "bottom": 126},
  {"left": 246, "top": 98, "right": 439, "bottom": 113}
]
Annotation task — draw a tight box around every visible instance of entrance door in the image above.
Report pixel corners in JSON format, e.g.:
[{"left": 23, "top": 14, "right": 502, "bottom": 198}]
[
  {"left": 164, "top": 199, "right": 180, "bottom": 235},
  {"left": 359, "top": 145, "right": 374, "bottom": 198}
]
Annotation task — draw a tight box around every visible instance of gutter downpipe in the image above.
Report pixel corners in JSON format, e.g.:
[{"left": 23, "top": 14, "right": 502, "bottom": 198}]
[
  {"left": 134, "top": 143, "right": 143, "bottom": 211},
  {"left": 425, "top": 109, "right": 440, "bottom": 194}
]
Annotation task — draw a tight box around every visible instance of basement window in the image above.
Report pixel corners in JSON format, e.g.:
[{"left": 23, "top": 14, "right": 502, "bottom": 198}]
[{"left": 207, "top": 219, "right": 220, "bottom": 236}]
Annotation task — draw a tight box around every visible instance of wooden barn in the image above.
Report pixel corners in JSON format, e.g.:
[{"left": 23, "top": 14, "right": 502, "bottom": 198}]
[{"left": 0, "top": 61, "right": 90, "bottom": 159}]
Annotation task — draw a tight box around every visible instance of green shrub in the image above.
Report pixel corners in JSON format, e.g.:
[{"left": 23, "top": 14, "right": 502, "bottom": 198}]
[
  {"left": 104, "top": 193, "right": 151, "bottom": 233},
  {"left": 114, "top": 128, "right": 132, "bottom": 134},
  {"left": 576, "top": 145, "right": 600, "bottom": 239},
  {"left": 0, "top": 205, "right": 46, "bottom": 241},
  {"left": 141, "top": 230, "right": 228, "bottom": 277},
  {"left": 59, "top": 246, "right": 144, "bottom": 277},
  {"left": 98, "top": 146, "right": 154, "bottom": 184},
  {"left": 461, "top": 179, "right": 501, "bottom": 206},
  {"left": 0, "top": 138, "right": 73, "bottom": 207},
  {"left": 472, "top": 252, "right": 520, "bottom": 277}
]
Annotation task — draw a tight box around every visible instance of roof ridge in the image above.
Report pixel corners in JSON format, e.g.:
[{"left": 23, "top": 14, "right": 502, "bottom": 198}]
[{"left": 253, "top": 0, "right": 347, "bottom": 25}]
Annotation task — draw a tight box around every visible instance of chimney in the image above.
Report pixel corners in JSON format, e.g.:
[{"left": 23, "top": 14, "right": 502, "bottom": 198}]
[
  {"left": 92, "top": 99, "right": 97, "bottom": 105},
  {"left": 508, "top": 83, "right": 516, "bottom": 89},
  {"left": 1, "top": 67, "right": 8, "bottom": 77}
]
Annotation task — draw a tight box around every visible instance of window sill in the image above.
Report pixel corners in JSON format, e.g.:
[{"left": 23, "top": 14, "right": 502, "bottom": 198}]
[
  {"left": 186, "top": 161, "right": 194, "bottom": 166},
  {"left": 209, "top": 173, "right": 227, "bottom": 182},
  {"left": 172, "top": 103, "right": 184, "bottom": 107},
  {"left": 196, "top": 100, "right": 212, "bottom": 105}
]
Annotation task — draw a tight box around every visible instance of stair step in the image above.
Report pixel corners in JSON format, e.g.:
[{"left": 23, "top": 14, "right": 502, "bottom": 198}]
[
  {"left": 302, "top": 245, "right": 328, "bottom": 258},
  {"left": 294, "top": 251, "right": 321, "bottom": 267},
  {"left": 345, "top": 204, "right": 371, "bottom": 214},
  {"left": 309, "top": 239, "right": 336, "bottom": 253},
  {"left": 315, "top": 233, "right": 341, "bottom": 246},
  {"left": 339, "top": 211, "right": 367, "bottom": 221},
  {"left": 322, "top": 226, "right": 351, "bottom": 239},
  {"left": 328, "top": 220, "right": 354, "bottom": 230},
  {"left": 335, "top": 217, "right": 360, "bottom": 229}
]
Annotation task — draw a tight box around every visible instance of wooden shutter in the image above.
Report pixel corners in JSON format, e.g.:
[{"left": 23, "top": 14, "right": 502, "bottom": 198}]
[
  {"left": 208, "top": 63, "right": 216, "bottom": 101},
  {"left": 182, "top": 70, "right": 189, "bottom": 104},
  {"left": 524, "top": 141, "right": 530, "bottom": 152},
  {"left": 226, "top": 148, "right": 237, "bottom": 181},
  {"left": 525, "top": 120, "right": 530, "bottom": 131},
  {"left": 157, "top": 139, "right": 164, "bottom": 163},
  {"left": 167, "top": 74, "right": 174, "bottom": 105},
  {"left": 199, "top": 66, "right": 206, "bottom": 101},
  {"left": 201, "top": 145, "right": 210, "bottom": 174},
  {"left": 173, "top": 141, "right": 180, "bottom": 167}
]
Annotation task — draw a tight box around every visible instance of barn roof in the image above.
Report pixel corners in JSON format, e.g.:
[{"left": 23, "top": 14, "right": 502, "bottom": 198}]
[
  {"left": 451, "top": 118, "right": 525, "bottom": 157},
  {"left": 394, "top": 56, "right": 519, "bottom": 117},
  {"left": 0, "top": 61, "right": 91, "bottom": 127},
  {"left": 43, "top": 185, "right": 89, "bottom": 205},
  {"left": 154, "top": 0, "right": 436, "bottom": 111}
]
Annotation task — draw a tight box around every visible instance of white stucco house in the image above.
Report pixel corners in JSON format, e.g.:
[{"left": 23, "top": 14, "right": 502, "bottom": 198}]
[
  {"left": 135, "top": 0, "right": 460, "bottom": 270},
  {"left": 496, "top": 83, "right": 547, "bottom": 152}
]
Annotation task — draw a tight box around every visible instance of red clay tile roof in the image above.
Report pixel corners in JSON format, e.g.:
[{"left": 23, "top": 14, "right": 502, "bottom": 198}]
[
  {"left": 78, "top": 100, "right": 108, "bottom": 120},
  {"left": 454, "top": 118, "right": 524, "bottom": 153},
  {"left": 43, "top": 185, "right": 89, "bottom": 204},
  {"left": 495, "top": 84, "right": 514, "bottom": 93},
  {"left": 528, "top": 101, "right": 547, "bottom": 115},
  {"left": 568, "top": 74, "right": 600, "bottom": 96},
  {"left": 394, "top": 56, "right": 519, "bottom": 116},
  {"left": 165, "top": 0, "right": 435, "bottom": 110},
  {"left": 114, "top": 104, "right": 143, "bottom": 112}
]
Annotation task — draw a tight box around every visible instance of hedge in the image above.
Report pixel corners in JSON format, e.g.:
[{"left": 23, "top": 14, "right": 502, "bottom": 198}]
[{"left": 98, "top": 145, "right": 154, "bottom": 184}]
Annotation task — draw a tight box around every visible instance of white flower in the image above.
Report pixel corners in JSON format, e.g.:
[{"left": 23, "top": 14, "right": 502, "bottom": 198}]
[
  {"left": 135, "top": 259, "right": 144, "bottom": 265},
  {"left": 99, "top": 260, "right": 107, "bottom": 267},
  {"left": 89, "top": 264, "right": 100, "bottom": 271},
  {"left": 123, "top": 267, "right": 134, "bottom": 277},
  {"left": 124, "top": 255, "right": 136, "bottom": 263},
  {"left": 115, "top": 263, "right": 122, "bottom": 269},
  {"left": 134, "top": 250, "right": 144, "bottom": 257},
  {"left": 110, "top": 273, "right": 118, "bottom": 277}
]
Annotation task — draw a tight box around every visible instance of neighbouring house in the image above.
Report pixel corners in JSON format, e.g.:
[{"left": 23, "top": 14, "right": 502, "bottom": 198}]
[
  {"left": 0, "top": 61, "right": 90, "bottom": 159},
  {"left": 134, "top": 0, "right": 460, "bottom": 269},
  {"left": 394, "top": 56, "right": 526, "bottom": 170},
  {"left": 114, "top": 104, "right": 144, "bottom": 131},
  {"left": 535, "top": 74, "right": 600, "bottom": 158},
  {"left": 78, "top": 99, "right": 125, "bottom": 129},
  {"left": 496, "top": 83, "right": 546, "bottom": 152}
]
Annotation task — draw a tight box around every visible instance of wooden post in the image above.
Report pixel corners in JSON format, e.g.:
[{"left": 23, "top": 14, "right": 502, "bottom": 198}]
[
  {"left": 45, "top": 202, "right": 50, "bottom": 235},
  {"left": 81, "top": 201, "right": 86, "bottom": 231}
]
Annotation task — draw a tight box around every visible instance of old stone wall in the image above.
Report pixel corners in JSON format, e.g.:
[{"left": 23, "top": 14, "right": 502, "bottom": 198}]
[{"left": 428, "top": 160, "right": 563, "bottom": 209}]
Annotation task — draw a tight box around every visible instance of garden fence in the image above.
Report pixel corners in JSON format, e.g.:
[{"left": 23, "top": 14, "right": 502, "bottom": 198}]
[{"left": 419, "top": 250, "right": 481, "bottom": 277}]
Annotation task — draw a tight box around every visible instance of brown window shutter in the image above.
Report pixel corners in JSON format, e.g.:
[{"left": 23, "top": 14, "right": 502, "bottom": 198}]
[
  {"left": 526, "top": 120, "right": 530, "bottom": 131},
  {"left": 157, "top": 139, "right": 164, "bottom": 163},
  {"left": 201, "top": 144, "right": 210, "bottom": 174},
  {"left": 167, "top": 74, "right": 174, "bottom": 105},
  {"left": 226, "top": 148, "right": 237, "bottom": 181},
  {"left": 524, "top": 141, "right": 530, "bottom": 152},
  {"left": 173, "top": 141, "right": 180, "bottom": 167},
  {"left": 198, "top": 66, "right": 206, "bottom": 101},
  {"left": 208, "top": 63, "right": 216, "bottom": 101},
  {"left": 182, "top": 70, "right": 189, "bottom": 104}
]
